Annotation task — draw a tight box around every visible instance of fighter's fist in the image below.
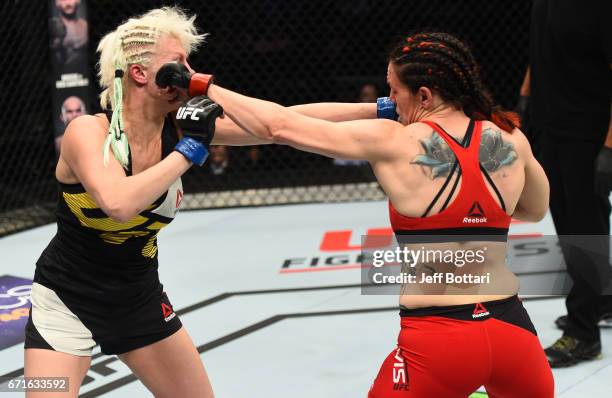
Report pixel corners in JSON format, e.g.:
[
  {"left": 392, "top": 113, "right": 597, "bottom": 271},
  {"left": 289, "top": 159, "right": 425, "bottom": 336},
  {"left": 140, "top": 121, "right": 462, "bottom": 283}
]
[
  {"left": 176, "top": 96, "right": 224, "bottom": 148},
  {"left": 173, "top": 96, "right": 223, "bottom": 167},
  {"left": 156, "top": 62, "right": 215, "bottom": 97},
  {"left": 377, "top": 97, "right": 399, "bottom": 120}
]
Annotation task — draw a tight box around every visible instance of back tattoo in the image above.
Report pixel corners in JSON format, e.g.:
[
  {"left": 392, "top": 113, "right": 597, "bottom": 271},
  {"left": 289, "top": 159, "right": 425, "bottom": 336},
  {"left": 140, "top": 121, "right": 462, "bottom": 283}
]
[{"left": 412, "top": 128, "right": 517, "bottom": 178}]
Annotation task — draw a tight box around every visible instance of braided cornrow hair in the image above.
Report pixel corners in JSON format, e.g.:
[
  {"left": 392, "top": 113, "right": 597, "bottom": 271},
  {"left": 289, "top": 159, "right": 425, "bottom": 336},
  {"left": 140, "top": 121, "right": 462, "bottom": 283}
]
[
  {"left": 96, "top": 7, "right": 207, "bottom": 168},
  {"left": 389, "top": 32, "right": 519, "bottom": 132}
]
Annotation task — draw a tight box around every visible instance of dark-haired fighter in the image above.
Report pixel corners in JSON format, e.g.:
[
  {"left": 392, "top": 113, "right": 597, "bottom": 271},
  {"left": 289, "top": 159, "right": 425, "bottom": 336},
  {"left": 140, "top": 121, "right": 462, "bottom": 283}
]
[{"left": 160, "top": 32, "right": 555, "bottom": 397}]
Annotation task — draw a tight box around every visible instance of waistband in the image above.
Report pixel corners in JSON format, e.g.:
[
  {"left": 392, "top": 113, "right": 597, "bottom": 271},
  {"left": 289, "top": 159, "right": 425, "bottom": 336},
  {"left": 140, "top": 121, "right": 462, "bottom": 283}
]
[
  {"left": 400, "top": 295, "right": 519, "bottom": 320},
  {"left": 394, "top": 228, "right": 509, "bottom": 244}
]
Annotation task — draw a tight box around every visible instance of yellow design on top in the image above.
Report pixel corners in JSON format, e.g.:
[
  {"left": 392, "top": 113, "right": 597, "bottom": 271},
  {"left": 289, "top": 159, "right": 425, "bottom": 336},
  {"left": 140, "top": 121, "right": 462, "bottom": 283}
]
[{"left": 63, "top": 191, "right": 168, "bottom": 258}]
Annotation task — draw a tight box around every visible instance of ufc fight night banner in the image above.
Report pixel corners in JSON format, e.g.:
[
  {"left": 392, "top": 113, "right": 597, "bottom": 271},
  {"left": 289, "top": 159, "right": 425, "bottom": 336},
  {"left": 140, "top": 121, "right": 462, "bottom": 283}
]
[
  {"left": 48, "top": 0, "right": 92, "bottom": 155},
  {"left": 0, "top": 276, "right": 32, "bottom": 351}
]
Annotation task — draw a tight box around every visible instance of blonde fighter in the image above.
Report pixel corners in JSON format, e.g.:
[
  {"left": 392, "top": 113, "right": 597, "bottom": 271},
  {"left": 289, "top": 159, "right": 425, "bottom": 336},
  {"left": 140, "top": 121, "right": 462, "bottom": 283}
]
[{"left": 24, "top": 7, "right": 378, "bottom": 398}]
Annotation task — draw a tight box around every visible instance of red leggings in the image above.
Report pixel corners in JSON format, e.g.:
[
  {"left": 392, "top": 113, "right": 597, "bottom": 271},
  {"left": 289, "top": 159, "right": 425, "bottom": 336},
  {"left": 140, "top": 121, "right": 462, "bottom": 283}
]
[{"left": 368, "top": 297, "right": 554, "bottom": 397}]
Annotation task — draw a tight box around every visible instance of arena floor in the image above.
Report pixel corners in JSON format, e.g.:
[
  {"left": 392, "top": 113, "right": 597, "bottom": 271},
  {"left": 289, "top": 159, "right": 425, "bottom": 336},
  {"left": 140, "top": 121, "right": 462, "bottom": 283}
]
[{"left": 1, "top": 200, "right": 610, "bottom": 397}]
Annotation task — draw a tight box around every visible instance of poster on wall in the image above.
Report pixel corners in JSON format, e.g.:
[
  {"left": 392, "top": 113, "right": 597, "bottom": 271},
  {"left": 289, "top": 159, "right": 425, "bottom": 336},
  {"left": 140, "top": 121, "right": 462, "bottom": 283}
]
[{"left": 48, "top": 0, "right": 92, "bottom": 155}]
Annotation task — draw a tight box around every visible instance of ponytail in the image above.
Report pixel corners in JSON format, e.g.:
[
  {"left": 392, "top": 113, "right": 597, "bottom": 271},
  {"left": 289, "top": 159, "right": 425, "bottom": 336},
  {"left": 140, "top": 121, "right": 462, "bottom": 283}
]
[
  {"left": 465, "top": 83, "right": 520, "bottom": 132},
  {"left": 102, "top": 67, "right": 130, "bottom": 169}
]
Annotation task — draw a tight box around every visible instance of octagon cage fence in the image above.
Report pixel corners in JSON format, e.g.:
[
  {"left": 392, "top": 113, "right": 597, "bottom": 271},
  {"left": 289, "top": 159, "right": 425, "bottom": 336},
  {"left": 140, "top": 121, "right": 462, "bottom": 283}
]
[{"left": 0, "top": 0, "right": 530, "bottom": 237}]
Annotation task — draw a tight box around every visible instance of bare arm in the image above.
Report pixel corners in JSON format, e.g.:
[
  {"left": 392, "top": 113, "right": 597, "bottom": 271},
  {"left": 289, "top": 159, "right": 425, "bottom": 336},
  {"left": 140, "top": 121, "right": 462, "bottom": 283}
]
[
  {"left": 207, "top": 84, "right": 398, "bottom": 161},
  {"left": 603, "top": 11, "right": 612, "bottom": 146},
  {"left": 520, "top": 67, "right": 530, "bottom": 97},
  {"left": 211, "top": 117, "right": 270, "bottom": 146},
  {"left": 211, "top": 102, "right": 377, "bottom": 146},
  {"left": 603, "top": 101, "right": 612, "bottom": 148},
  {"left": 512, "top": 129, "right": 549, "bottom": 221},
  {"left": 61, "top": 115, "right": 191, "bottom": 222},
  {"left": 289, "top": 102, "right": 376, "bottom": 121}
]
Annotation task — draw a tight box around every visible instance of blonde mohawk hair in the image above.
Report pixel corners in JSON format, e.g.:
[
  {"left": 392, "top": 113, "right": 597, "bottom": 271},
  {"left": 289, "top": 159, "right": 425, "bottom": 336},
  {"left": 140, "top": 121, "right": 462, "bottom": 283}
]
[{"left": 96, "top": 7, "right": 208, "bottom": 167}]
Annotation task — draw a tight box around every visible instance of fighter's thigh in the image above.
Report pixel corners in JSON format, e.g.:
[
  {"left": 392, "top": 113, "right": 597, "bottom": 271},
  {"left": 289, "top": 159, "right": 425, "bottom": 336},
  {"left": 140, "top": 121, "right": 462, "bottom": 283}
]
[
  {"left": 118, "top": 327, "right": 214, "bottom": 398},
  {"left": 484, "top": 319, "right": 554, "bottom": 398},
  {"left": 368, "top": 348, "right": 410, "bottom": 398},
  {"left": 367, "top": 347, "right": 468, "bottom": 398},
  {"left": 24, "top": 348, "right": 91, "bottom": 398}
]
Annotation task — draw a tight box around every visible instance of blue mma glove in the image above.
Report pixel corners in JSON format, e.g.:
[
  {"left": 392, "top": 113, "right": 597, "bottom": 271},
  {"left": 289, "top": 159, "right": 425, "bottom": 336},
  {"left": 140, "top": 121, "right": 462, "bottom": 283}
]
[{"left": 377, "top": 97, "right": 398, "bottom": 120}]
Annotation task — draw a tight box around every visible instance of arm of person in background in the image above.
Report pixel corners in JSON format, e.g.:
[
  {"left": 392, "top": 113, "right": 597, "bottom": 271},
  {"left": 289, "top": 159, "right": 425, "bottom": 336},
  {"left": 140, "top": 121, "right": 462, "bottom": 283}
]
[
  {"left": 595, "top": 100, "right": 612, "bottom": 196},
  {"left": 520, "top": 67, "right": 530, "bottom": 97},
  {"left": 593, "top": 11, "right": 612, "bottom": 197},
  {"left": 607, "top": 100, "right": 612, "bottom": 149},
  {"left": 516, "top": 67, "right": 530, "bottom": 122},
  {"left": 511, "top": 129, "right": 550, "bottom": 222},
  {"left": 206, "top": 84, "right": 399, "bottom": 161},
  {"left": 211, "top": 102, "right": 377, "bottom": 145}
]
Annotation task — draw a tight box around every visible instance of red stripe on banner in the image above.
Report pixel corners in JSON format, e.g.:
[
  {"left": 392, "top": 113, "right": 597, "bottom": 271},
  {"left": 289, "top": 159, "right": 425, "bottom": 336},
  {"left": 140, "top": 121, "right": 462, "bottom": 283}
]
[{"left": 280, "top": 264, "right": 365, "bottom": 274}]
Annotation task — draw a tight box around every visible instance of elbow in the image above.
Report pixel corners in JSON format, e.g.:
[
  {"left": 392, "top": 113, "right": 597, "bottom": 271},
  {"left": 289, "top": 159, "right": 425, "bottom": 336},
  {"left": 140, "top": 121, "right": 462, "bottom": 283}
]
[
  {"left": 267, "top": 109, "right": 292, "bottom": 144},
  {"left": 107, "top": 209, "right": 137, "bottom": 224},
  {"left": 526, "top": 208, "right": 548, "bottom": 223},
  {"left": 534, "top": 204, "right": 549, "bottom": 222},
  {"left": 268, "top": 127, "right": 286, "bottom": 144},
  {"left": 104, "top": 205, "right": 135, "bottom": 224},
  {"left": 514, "top": 185, "right": 550, "bottom": 222},
  {"left": 513, "top": 205, "right": 548, "bottom": 223},
  {"left": 99, "top": 195, "right": 140, "bottom": 223},
  {"left": 531, "top": 192, "right": 550, "bottom": 222}
]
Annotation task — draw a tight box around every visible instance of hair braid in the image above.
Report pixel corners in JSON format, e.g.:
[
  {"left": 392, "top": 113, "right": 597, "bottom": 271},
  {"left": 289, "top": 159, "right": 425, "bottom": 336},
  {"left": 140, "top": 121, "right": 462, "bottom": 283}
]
[
  {"left": 389, "top": 32, "right": 519, "bottom": 132},
  {"left": 96, "top": 6, "right": 208, "bottom": 168}
]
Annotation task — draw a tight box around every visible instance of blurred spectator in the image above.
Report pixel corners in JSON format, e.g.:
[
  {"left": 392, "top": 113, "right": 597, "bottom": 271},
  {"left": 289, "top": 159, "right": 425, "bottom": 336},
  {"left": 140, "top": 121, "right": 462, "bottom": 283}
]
[
  {"left": 245, "top": 146, "right": 263, "bottom": 169},
  {"left": 358, "top": 83, "right": 379, "bottom": 103},
  {"left": 56, "top": 96, "right": 87, "bottom": 154},
  {"left": 208, "top": 146, "right": 232, "bottom": 176},
  {"left": 231, "top": 146, "right": 269, "bottom": 189},
  {"left": 50, "top": 0, "right": 88, "bottom": 72}
]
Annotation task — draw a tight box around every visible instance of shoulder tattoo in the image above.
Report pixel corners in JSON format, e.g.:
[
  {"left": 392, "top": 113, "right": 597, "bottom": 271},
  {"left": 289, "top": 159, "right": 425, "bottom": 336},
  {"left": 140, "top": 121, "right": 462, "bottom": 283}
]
[
  {"left": 479, "top": 128, "right": 518, "bottom": 172},
  {"left": 411, "top": 128, "right": 518, "bottom": 178},
  {"left": 411, "top": 131, "right": 457, "bottom": 179}
]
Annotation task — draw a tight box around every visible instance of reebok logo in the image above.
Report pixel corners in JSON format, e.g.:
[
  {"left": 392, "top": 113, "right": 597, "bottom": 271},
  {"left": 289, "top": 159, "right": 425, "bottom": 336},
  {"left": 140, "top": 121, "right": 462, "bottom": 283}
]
[
  {"left": 463, "top": 201, "right": 487, "bottom": 223},
  {"left": 162, "top": 303, "right": 176, "bottom": 322},
  {"left": 472, "top": 303, "right": 490, "bottom": 319}
]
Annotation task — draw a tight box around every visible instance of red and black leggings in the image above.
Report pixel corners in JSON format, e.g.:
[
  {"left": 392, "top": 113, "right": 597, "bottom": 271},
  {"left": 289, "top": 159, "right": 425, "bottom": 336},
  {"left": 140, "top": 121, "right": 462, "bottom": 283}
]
[{"left": 368, "top": 296, "right": 554, "bottom": 397}]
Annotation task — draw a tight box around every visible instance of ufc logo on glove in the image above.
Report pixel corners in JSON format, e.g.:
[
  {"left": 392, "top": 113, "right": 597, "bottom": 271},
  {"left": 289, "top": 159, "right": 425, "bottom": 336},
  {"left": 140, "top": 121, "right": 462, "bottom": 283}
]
[
  {"left": 177, "top": 106, "right": 203, "bottom": 121},
  {"left": 177, "top": 96, "right": 215, "bottom": 121}
]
